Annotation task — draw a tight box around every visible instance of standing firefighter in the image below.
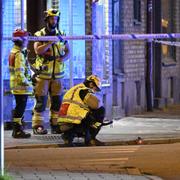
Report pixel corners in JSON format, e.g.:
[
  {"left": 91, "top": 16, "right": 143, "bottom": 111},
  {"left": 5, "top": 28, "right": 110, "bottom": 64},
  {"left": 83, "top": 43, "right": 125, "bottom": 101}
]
[
  {"left": 9, "top": 29, "right": 33, "bottom": 138},
  {"left": 32, "top": 8, "right": 70, "bottom": 134},
  {"left": 58, "top": 75, "right": 106, "bottom": 146}
]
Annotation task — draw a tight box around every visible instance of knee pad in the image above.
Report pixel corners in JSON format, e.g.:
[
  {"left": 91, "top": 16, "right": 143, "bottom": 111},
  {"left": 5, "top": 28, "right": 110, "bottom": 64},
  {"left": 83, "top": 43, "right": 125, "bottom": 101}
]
[
  {"left": 97, "top": 106, "right": 105, "bottom": 121},
  {"left": 97, "top": 106, "right": 105, "bottom": 116},
  {"left": 91, "top": 106, "right": 105, "bottom": 122},
  {"left": 34, "top": 96, "right": 48, "bottom": 112},
  {"left": 51, "top": 95, "right": 63, "bottom": 111}
]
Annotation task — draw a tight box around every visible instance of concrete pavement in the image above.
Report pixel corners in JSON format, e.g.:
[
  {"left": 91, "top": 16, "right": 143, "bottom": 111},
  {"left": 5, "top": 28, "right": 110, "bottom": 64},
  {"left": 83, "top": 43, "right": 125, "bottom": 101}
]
[
  {"left": 5, "top": 115, "right": 180, "bottom": 149},
  {"left": 5, "top": 117, "right": 180, "bottom": 149}
]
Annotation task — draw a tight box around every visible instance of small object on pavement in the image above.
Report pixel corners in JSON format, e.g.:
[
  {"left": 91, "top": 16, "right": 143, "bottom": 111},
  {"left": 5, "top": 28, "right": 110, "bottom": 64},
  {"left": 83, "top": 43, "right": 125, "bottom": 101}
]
[{"left": 136, "top": 137, "right": 143, "bottom": 145}]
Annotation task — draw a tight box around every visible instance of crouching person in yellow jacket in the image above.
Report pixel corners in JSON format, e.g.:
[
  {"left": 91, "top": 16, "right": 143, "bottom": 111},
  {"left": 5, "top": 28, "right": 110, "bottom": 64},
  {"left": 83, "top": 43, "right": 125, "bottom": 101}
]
[
  {"left": 58, "top": 75, "right": 105, "bottom": 147},
  {"left": 9, "top": 29, "right": 33, "bottom": 138}
]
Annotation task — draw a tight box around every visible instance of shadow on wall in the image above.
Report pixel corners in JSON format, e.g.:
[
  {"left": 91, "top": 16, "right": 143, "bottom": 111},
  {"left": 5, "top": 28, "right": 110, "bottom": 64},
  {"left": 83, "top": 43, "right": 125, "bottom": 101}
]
[{"left": 125, "top": 96, "right": 129, "bottom": 116}]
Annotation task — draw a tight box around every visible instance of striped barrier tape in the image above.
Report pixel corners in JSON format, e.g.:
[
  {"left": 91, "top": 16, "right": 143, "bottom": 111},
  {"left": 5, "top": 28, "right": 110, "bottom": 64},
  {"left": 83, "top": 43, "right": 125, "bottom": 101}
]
[
  {"left": 3, "top": 33, "right": 180, "bottom": 42},
  {"left": 153, "top": 40, "right": 180, "bottom": 47}
]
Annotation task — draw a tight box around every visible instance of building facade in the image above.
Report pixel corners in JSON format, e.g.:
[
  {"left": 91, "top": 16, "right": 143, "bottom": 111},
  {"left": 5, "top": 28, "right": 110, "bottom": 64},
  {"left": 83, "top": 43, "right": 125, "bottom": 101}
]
[
  {"left": 88, "top": 0, "right": 180, "bottom": 119},
  {"left": 1, "top": 0, "right": 180, "bottom": 123}
]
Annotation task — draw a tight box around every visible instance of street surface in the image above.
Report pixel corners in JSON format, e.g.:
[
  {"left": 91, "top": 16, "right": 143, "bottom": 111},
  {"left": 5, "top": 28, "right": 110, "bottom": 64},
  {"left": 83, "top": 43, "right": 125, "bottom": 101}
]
[
  {"left": 5, "top": 143, "right": 180, "bottom": 180},
  {"left": 4, "top": 105, "right": 180, "bottom": 179}
]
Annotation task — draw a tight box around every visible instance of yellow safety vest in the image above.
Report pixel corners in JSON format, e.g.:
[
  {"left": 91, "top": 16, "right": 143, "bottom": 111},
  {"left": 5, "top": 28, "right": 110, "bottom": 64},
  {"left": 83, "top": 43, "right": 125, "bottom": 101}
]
[
  {"left": 9, "top": 45, "right": 33, "bottom": 95},
  {"left": 34, "top": 28, "right": 66, "bottom": 79},
  {"left": 58, "top": 83, "right": 90, "bottom": 124}
]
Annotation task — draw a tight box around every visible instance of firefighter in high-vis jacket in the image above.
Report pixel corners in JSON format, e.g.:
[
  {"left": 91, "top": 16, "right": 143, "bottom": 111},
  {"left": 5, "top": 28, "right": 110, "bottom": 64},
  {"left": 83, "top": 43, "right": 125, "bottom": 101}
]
[
  {"left": 32, "top": 8, "right": 70, "bottom": 134},
  {"left": 9, "top": 29, "right": 33, "bottom": 138},
  {"left": 58, "top": 75, "right": 106, "bottom": 146}
]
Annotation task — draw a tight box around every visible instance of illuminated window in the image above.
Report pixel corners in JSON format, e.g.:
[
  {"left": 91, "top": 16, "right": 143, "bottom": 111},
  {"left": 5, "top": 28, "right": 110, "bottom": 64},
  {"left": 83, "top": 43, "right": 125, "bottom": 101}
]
[
  {"left": 161, "top": 0, "right": 176, "bottom": 61},
  {"left": 60, "top": 0, "right": 85, "bottom": 79}
]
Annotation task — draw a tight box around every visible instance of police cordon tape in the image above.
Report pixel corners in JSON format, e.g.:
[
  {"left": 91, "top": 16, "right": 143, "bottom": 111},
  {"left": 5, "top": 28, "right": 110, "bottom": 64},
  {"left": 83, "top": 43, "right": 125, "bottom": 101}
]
[
  {"left": 153, "top": 40, "right": 180, "bottom": 47},
  {"left": 3, "top": 33, "right": 180, "bottom": 41}
]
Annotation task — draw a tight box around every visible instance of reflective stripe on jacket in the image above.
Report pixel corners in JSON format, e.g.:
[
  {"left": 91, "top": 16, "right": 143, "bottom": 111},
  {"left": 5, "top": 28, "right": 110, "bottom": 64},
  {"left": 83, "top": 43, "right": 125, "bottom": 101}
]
[
  {"left": 58, "top": 83, "right": 90, "bottom": 124},
  {"left": 34, "top": 28, "right": 65, "bottom": 79},
  {"left": 9, "top": 45, "right": 33, "bottom": 95}
]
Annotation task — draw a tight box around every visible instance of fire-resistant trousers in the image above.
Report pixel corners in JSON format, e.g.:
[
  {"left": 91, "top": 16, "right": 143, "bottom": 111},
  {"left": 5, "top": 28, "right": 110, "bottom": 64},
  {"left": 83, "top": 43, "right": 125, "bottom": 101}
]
[{"left": 32, "top": 77, "right": 63, "bottom": 128}]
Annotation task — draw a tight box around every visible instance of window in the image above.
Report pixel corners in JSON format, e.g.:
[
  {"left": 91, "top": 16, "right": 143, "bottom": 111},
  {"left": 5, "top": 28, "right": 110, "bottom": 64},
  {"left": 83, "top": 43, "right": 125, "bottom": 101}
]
[
  {"left": 112, "top": 0, "right": 124, "bottom": 74},
  {"left": 135, "top": 81, "right": 141, "bottom": 106},
  {"left": 161, "top": 0, "right": 176, "bottom": 61},
  {"left": 133, "top": 0, "right": 141, "bottom": 25},
  {"left": 46, "top": 0, "right": 86, "bottom": 86},
  {"left": 3, "top": 0, "right": 27, "bottom": 80},
  {"left": 60, "top": 0, "right": 85, "bottom": 79}
]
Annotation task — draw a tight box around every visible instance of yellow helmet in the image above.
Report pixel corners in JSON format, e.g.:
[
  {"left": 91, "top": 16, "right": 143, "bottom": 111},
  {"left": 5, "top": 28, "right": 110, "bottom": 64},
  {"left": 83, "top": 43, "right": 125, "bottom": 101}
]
[
  {"left": 44, "top": 8, "right": 60, "bottom": 18},
  {"left": 86, "top": 75, "right": 101, "bottom": 91}
]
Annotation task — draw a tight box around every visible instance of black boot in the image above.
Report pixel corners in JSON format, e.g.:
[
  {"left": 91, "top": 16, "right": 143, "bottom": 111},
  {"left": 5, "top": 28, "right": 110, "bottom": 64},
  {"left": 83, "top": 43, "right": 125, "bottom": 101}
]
[
  {"left": 86, "top": 138, "right": 105, "bottom": 146},
  {"left": 50, "top": 118, "right": 62, "bottom": 134},
  {"left": 61, "top": 131, "right": 75, "bottom": 147},
  {"left": 12, "top": 122, "right": 31, "bottom": 138},
  {"left": 51, "top": 125, "right": 62, "bottom": 134}
]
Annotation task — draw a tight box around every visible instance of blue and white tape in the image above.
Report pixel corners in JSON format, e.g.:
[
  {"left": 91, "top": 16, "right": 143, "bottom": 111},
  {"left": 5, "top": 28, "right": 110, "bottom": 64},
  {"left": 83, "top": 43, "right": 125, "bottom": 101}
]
[
  {"left": 3, "top": 33, "right": 180, "bottom": 42},
  {"left": 154, "top": 40, "right": 180, "bottom": 47}
]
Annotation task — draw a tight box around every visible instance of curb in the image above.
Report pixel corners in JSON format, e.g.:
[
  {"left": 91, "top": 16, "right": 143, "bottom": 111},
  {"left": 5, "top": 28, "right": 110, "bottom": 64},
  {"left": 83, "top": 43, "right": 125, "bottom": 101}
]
[
  {"left": 5, "top": 137, "right": 180, "bottom": 150},
  {"left": 105, "top": 137, "right": 180, "bottom": 146}
]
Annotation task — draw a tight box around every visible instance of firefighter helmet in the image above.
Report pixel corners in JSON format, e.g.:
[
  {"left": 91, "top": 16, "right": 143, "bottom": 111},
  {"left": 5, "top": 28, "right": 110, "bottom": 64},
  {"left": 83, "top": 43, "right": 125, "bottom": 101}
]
[
  {"left": 86, "top": 75, "right": 101, "bottom": 91},
  {"left": 44, "top": 8, "right": 60, "bottom": 19},
  {"left": 12, "top": 29, "right": 30, "bottom": 41}
]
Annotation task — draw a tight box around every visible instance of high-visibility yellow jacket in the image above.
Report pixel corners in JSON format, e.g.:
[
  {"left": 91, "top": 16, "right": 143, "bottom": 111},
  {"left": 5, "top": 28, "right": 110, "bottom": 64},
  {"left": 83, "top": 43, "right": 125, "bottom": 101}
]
[
  {"left": 34, "top": 28, "right": 66, "bottom": 79},
  {"left": 58, "top": 83, "right": 92, "bottom": 124},
  {"left": 9, "top": 45, "right": 33, "bottom": 95}
]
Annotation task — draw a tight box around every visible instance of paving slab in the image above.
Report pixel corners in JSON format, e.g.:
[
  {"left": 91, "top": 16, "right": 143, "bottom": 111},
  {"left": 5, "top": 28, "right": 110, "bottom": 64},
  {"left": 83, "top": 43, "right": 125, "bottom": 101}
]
[{"left": 8, "top": 171, "right": 163, "bottom": 180}]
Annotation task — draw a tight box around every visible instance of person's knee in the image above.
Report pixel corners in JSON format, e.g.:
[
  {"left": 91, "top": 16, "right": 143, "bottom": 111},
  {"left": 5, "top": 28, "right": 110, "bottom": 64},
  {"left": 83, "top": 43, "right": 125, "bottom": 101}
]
[
  {"left": 59, "top": 123, "right": 73, "bottom": 132},
  {"left": 34, "top": 96, "right": 48, "bottom": 112},
  {"left": 51, "top": 95, "right": 63, "bottom": 111},
  {"left": 97, "top": 106, "right": 105, "bottom": 116},
  {"left": 96, "top": 106, "right": 105, "bottom": 121}
]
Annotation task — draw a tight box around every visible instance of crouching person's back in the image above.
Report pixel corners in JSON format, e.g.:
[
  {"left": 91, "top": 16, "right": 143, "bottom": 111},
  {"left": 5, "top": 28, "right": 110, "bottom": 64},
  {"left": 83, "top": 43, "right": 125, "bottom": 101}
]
[{"left": 57, "top": 75, "right": 105, "bottom": 147}]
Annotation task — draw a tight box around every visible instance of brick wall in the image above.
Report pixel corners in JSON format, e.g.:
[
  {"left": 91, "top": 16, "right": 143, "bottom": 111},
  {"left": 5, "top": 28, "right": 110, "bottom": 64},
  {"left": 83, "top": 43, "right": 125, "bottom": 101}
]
[
  {"left": 117, "top": 0, "right": 147, "bottom": 115},
  {"left": 161, "top": 0, "right": 180, "bottom": 104},
  {"left": 113, "top": 0, "right": 180, "bottom": 116},
  {"left": 86, "top": 0, "right": 180, "bottom": 118},
  {"left": 122, "top": 0, "right": 146, "bottom": 81}
]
